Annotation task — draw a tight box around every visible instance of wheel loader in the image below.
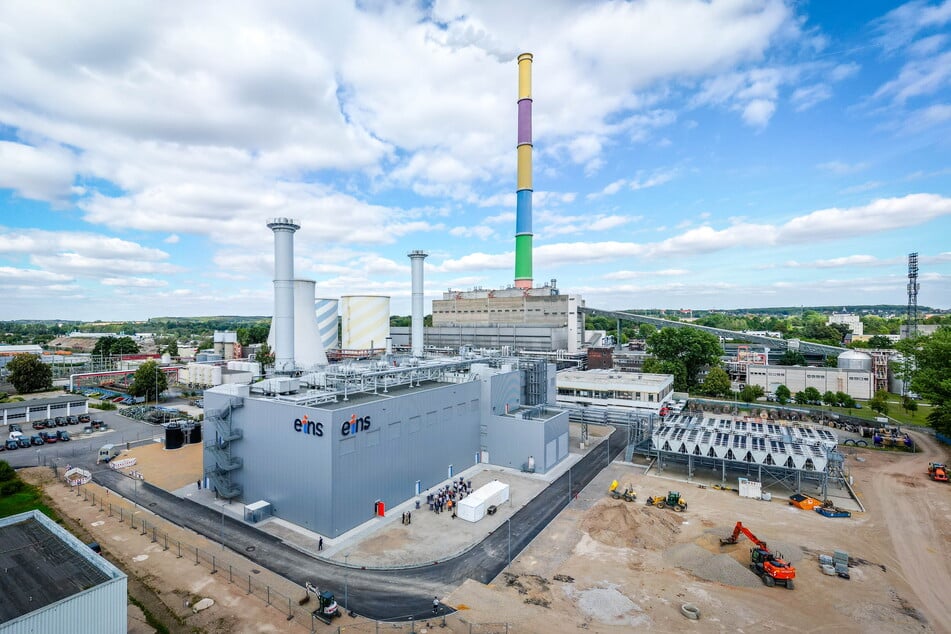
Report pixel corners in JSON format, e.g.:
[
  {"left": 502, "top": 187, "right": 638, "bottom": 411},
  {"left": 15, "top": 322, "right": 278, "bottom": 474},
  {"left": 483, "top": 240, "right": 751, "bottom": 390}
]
[{"left": 644, "top": 491, "right": 687, "bottom": 512}]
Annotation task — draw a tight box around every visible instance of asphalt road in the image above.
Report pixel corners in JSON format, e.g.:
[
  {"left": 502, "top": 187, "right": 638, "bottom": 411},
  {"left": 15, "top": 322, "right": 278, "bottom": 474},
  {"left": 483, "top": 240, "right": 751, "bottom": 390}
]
[{"left": 86, "top": 426, "right": 626, "bottom": 621}]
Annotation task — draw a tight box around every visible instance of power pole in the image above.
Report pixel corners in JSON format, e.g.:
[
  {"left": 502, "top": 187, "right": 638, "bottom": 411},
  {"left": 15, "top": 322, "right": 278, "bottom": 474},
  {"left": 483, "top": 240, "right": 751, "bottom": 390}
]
[{"left": 906, "top": 252, "right": 919, "bottom": 339}]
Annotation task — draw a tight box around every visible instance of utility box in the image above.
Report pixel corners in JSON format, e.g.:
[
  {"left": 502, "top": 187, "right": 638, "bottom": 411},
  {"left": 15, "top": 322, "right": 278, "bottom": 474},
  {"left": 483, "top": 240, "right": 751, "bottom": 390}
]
[
  {"left": 737, "top": 477, "right": 762, "bottom": 499},
  {"left": 244, "top": 500, "right": 272, "bottom": 523},
  {"left": 457, "top": 480, "right": 510, "bottom": 523}
]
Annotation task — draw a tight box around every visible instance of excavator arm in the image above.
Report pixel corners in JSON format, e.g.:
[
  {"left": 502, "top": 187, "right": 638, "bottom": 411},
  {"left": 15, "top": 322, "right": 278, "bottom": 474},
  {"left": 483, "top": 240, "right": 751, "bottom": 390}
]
[{"left": 720, "top": 521, "right": 768, "bottom": 550}]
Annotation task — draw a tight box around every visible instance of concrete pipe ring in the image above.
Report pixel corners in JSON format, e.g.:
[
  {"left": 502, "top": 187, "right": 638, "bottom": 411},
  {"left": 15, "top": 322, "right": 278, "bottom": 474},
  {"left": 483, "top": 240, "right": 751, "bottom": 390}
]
[
  {"left": 681, "top": 603, "right": 701, "bottom": 620},
  {"left": 821, "top": 564, "right": 836, "bottom": 576}
]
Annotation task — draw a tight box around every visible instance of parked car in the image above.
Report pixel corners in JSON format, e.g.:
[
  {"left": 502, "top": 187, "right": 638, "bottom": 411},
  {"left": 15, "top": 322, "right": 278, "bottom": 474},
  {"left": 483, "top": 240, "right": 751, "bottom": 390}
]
[
  {"left": 32, "top": 420, "right": 48, "bottom": 430},
  {"left": 57, "top": 430, "right": 71, "bottom": 441},
  {"left": 31, "top": 434, "right": 46, "bottom": 446},
  {"left": 4, "top": 439, "right": 17, "bottom": 450},
  {"left": 40, "top": 431, "right": 58, "bottom": 444},
  {"left": 66, "top": 415, "right": 79, "bottom": 425},
  {"left": 9, "top": 423, "right": 22, "bottom": 433},
  {"left": 78, "top": 414, "right": 91, "bottom": 424},
  {"left": 54, "top": 417, "right": 67, "bottom": 426}
]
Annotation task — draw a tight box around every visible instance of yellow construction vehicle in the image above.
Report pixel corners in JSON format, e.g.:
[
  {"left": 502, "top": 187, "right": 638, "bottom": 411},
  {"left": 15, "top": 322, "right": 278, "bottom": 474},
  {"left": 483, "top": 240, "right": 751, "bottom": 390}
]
[
  {"left": 609, "top": 480, "right": 637, "bottom": 502},
  {"left": 645, "top": 491, "right": 687, "bottom": 512}
]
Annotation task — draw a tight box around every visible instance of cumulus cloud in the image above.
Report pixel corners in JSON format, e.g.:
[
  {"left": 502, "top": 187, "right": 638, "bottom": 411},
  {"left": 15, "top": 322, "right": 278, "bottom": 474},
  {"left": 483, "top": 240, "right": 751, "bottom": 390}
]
[
  {"left": 101, "top": 277, "right": 169, "bottom": 288},
  {"left": 0, "top": 141, "right": 76, "bottom": 202}
]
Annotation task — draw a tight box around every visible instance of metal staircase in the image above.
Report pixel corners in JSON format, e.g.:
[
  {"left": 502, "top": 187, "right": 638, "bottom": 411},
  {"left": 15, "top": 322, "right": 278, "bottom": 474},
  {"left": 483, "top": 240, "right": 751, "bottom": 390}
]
[{"left": 204, "top": 398, "right": 244, "bottom": 499}]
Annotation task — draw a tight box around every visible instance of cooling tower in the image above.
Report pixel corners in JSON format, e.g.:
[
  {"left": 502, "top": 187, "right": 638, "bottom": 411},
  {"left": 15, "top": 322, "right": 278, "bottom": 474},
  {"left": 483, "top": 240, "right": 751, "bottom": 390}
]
[
  {"left": 340, "top": 295, "right": 390, "bottom": 350},
  {"left": 315, "top": 298, "right": 340, "bottom": 351},
  {"left": 267, "top": 279, "right": 328, "bottom": 369}
]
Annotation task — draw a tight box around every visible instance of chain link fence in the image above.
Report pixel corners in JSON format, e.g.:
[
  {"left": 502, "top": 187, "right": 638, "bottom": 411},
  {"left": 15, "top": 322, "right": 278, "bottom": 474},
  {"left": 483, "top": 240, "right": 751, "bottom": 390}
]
[{"left": 69, "top": 481, "right": 513, "bottom": 633}]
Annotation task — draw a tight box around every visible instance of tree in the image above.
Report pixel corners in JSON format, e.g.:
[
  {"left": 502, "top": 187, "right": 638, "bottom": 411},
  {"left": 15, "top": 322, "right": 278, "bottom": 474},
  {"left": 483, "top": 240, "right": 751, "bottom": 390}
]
[
  {"left": 867, "top": 335, "right": 893, "bottom": 349},
  {"left": 255, "top": 343, "right": 275, "bottom": 369},
  {"left": 164, "top": 339, "right": 179, "bottom": 356},
  {"left": 822, "top": 391, "right": 836, "bottom": 406},
  {"left": 901, "top": 395, "right": 918, "bottom": 414},
  {"left": 642, "top": 357, "right": 687, "bottom": 392},
  {"left": 775, "top": 385, "right": 791, "bottom": 404},
  {"left": 129, "top": 361, "right": 168, "bottom": 403},
  {"left": 7, "top": 354, "right": 52, "bottom": 394},
  {"left": 794, "top": 391, "right": 808, "bottom": 405},
  {"left": 803, "top": 387, "right": 822, "bottom": 404},
  {"left": 896, "top": 328, "right": 951, "bottom": 434},
  {"left": 777, "top": 350, "right": 806, "bottom": 366},
  {"left": 91, "top": 335, "right": 139, "bottom": 356},
  {"left": 646, "top": 327, "right": 723, "bottom": 390},
  {"left": 869, "top": 389, "right": 890, "bottom": 415},
  {"left": 638, "top": 323, "right": 657, "bottom": 340},
  {"left": 739, "top": 385, "right": 763, "bottom": 403},
  {"left": 701, "top": 367, "right": 732, "bottom": 397}
]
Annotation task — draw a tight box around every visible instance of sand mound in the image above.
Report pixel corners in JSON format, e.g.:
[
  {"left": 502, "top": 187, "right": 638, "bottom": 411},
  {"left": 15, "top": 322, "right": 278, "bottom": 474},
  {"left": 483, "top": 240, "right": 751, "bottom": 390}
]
[{"left": 582, "top": 500, "right": 682, "bottom": 550}]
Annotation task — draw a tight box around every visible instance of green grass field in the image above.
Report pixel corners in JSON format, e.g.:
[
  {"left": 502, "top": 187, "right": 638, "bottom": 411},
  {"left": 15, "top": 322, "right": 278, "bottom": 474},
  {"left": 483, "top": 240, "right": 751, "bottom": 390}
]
[{"left": 0, "top": 462, "right": 60, "bottom": 521}]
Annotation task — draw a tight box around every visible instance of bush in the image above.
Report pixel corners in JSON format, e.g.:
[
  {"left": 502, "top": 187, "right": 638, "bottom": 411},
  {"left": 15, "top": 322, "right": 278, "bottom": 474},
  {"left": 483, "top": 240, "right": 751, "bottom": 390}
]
[
  {"left": 0, "top": 479, "right": 24, "bottom": 496},
  {"left": 90, "top": 401, "right": 118, "bottom": 411}
]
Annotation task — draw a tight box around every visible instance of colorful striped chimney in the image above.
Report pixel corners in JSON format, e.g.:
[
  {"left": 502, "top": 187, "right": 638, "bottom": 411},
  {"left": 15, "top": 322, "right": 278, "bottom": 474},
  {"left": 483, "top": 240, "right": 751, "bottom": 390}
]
[{"left": 514, "top": 52, "right": 533, "bottom": 290}]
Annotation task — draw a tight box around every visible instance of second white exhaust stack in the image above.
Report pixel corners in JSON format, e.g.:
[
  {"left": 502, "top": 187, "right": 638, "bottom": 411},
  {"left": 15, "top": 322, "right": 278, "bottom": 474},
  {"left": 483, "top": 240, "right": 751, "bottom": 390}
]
[
  {"left": 267, "top": 218, "right": 300, "bottom": 373},
  {"left": 408, "top": 250, "right": 428, "bottom": 357}
]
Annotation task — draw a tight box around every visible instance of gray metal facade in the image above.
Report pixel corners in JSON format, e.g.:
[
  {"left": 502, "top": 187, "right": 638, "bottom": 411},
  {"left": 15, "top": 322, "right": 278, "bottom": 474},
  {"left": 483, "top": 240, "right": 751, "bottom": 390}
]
[
  {"left": 205, "top": 380, "right": 483, "bottom": 537},
  {"left": 484, "top": 409, "right": 569, "bottom": 473}
]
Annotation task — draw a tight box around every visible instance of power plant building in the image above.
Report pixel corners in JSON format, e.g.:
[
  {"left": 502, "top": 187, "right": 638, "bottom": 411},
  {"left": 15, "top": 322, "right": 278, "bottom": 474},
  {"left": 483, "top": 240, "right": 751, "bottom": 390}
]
[
  {"left": 556, "top": 370, "right": 674, "bottom": 413},
  {"left": 745, "top": 364, "right": 873, "bottom": 400}
]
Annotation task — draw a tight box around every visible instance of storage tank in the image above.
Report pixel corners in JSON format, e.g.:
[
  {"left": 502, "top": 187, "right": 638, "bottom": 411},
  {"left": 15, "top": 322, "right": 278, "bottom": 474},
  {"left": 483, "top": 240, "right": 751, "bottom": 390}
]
[
  {"left": 316, "top": 298, "right": 339, "bottom": 351},
  {"left": 837, "top": 350, "right": 872, "bottom": 371},
  {"left": 340, "top": 295, "right": 390, "bottom": 350},
  {"left": 267, "top": 279, "right": 328, "bottom": 369},
  {"left": 164, "top": 423, "right": 184, "bottom": 450}
]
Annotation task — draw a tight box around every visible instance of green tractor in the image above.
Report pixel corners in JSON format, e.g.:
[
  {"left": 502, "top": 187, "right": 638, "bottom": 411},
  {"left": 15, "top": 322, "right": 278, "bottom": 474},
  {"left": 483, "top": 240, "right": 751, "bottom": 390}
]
[{"left": 645, "top": 491, "right": 687, "bottom": 512}]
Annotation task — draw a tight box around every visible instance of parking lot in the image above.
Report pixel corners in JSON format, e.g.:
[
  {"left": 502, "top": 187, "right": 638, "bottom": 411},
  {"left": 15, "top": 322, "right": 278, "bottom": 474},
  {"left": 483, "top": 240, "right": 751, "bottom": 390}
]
[{"left": 1, "top": 407, "right": 164, "bottom": 470}]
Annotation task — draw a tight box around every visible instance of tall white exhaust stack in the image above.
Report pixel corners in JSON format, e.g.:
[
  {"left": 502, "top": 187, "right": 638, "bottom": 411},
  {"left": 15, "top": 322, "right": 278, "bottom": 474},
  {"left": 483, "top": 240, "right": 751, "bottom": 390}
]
[
  {"left": 408, "top": 250, "right": 428, "bottom": 357},
  {"left": 267, "top": 218, "right": 300, "bottom": 373}
]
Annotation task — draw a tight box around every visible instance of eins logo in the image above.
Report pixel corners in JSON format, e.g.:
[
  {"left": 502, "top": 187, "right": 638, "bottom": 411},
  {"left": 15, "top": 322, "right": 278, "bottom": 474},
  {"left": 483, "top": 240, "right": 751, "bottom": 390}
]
[
  {"left": 341, "top": 413, "right": 371, "bottom": 437},
  {"left": 293, "top": 415, "right": 324, "bottom": 437}
]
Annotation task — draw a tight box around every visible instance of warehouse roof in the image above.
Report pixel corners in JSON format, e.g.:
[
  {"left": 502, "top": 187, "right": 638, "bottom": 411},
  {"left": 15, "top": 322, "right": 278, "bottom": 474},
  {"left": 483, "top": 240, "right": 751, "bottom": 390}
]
[
  {"left": 0, "top": 395, "right": 85, "bottom": 412},
  {"left": 0, "top": 512, "right": 121, "bottom": 623}
]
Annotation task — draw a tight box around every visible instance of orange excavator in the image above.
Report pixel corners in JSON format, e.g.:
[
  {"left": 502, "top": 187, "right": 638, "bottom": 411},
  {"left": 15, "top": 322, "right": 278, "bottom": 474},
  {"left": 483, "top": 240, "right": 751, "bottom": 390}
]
[{"left": 720, "top": 522, "right": 796, "bottom": 589}]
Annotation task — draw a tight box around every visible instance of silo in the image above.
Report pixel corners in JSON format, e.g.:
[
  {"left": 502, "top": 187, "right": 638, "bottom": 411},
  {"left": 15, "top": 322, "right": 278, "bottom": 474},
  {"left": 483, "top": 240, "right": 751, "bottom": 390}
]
[
  {"left": 837, "top": 350, "right": 873, "bottom": 371},
  {"left": 316, "top": 298, "right": 340, "bottom": 351},
  {"left": 341, "top": 295, "right": 390, "bottom": 350},
  {"left": 267, "top": 279, "right": 328, "bottom": 369}
]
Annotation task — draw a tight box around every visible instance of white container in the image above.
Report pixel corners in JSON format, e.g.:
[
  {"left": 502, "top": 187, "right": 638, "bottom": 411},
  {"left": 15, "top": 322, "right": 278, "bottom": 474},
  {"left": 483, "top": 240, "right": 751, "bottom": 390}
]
[
  {"left": 457, "top": 480, "right": 510, "bottom": 523},
  {"left": 737, "top": 477, "right": 762, "bottom": 499}
]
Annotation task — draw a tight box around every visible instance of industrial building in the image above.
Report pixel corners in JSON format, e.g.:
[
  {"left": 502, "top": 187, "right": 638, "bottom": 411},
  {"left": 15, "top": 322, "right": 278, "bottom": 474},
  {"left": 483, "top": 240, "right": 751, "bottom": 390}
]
[
  {"left": 0, "top": 510, "right": 127, "bottom": 634},
  {"left": 0, "top": 395, "right": 88, "bottom": 427},
  {"left": 556, "top": 370, "right": 674, "bottom": 413},
  {"left": 827, "top": 312, "right": 863, "bottom": 336},
  {"left": 745, "top": 362, "right": 873, "bottom": 400},
  {"left": 204, "top": 214, "right": 569, "bottom": 539}
]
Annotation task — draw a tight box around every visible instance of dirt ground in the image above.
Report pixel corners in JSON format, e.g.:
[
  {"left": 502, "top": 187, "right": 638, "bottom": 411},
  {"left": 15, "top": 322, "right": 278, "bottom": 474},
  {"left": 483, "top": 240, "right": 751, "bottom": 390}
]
[
  {"left": 448, "top": 430, "right": 951, "bottom": 633},
  {"left": 120, "top": 441, "right": 203, "bottom": 491}
]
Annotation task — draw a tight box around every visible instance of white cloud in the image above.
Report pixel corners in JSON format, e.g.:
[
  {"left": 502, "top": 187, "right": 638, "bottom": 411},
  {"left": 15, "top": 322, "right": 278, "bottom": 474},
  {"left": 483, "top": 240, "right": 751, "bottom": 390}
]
[
  {"left": 874, "top": 49, "right": 951, "bottom": 104},
  {"left": 0, "top": 227, "right": 170, "bottom": 261},
  {"left": 742, "top": 99, "right": 777, "bottom": 127},
  {"left": 101, "top": 277, "right": 169, "bottom": 288},
  {"left": 817, "top": 161, "right": 869, "bottom": 175},
  {"left": 783, "top": 255, "right": 901, "bottom": 269},
  {"left": 603, "top": 269, "right": 689, "bottom": 280},
  {"left": 791, "top": 84, "right": 832, "bottom": 111},
  {"left": 449, "top": 226, "right": 495, "bottom": 240},
  {"left": 840, "top": 180, "right": 884, "bottom": 194},
  {"left": 0, "top": 266, "right": 72, "bottom": 285},
  {"left": 32, "top": 253, "right": 185, "bottom": 277},
  {"left": 164, "top": 234, "right": 180, "bottom": 244},
  {"left": 0, "top": 141, "right": 76, "bottom": 202},
  {"left": 874, "top": 0, "right": 951, "bottom": 52},
  {"left": 629, "top": 168, "right": 679, "bottom": 191}
]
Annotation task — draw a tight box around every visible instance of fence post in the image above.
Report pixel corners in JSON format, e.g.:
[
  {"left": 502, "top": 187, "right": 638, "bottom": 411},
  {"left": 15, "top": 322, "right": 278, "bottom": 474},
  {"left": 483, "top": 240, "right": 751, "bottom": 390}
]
[
  {"left": 287, "top": 597, "right": 292, "bottom": 620},
  {"left": 177, "top": 541, "right": 182, "bottom": 559},
  {"left": 267, "top": 586, "right": 271, "bottom": 606},
  {"left": 163, "top": 534, "right": 168, "bottom": 551},
  {"left": 229, "top": 565, "right": 233, "bottom": 583},
  {"left": 84, "top": 488, "right": 88, "bottom": 501},
  {"left": 130, "top": 511, "right": 136, "bottom": 530},
  {"left": 248, "top": 575, "right": 252, "bottom": 594},
  {"left": 211, "top": 555, "right": 217, "bottom": 574},
  {"left": 195, "top": 547, "right": 200, "bottom": 566},
  {"left": 151, "top": 527, "right": 157, "bottom": 543},
  {"left": 141, "top": 519, "right": 147, "bottom": 536}
]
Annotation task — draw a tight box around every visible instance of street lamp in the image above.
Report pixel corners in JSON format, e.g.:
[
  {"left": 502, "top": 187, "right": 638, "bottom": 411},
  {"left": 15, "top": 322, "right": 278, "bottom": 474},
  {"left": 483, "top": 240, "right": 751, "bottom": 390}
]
[
  {"left": 507, "top": 518, "right": 511, "bottom": 565},
  {"left": 343, "top": 553, "right": 351, "bottom": 612}
]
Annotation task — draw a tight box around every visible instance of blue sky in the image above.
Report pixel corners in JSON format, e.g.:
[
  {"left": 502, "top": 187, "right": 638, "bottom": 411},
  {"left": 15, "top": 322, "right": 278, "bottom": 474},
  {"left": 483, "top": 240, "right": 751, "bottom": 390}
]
[{"left": 1, "top": 0, "right": 949, "bottom": 321}]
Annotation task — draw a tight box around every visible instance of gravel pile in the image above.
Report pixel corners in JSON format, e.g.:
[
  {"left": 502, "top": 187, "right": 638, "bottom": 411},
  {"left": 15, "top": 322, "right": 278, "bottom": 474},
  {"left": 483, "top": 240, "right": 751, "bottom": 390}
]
[
  {"left": 665, "top": 542, "right": 760, "bottom": 587},
  {"left": 693, "top": 554, "right": 760, "bottom": 587}
]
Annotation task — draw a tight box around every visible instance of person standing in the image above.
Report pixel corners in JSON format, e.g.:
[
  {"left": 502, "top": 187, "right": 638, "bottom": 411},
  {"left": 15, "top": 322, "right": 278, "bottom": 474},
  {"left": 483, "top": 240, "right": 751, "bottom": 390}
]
[
  {"left": 318, "top": 536, "right": 323, "bottom": 551},
  {"left": 433, "top": 596, "right": 439, "bottom": 614}
]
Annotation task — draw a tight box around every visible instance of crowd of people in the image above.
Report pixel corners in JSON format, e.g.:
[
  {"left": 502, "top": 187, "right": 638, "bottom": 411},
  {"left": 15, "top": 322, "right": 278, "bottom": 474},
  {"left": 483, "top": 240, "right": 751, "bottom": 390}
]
[{"left": 426, "top": 477, "right": 473, "bottom": 518}]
